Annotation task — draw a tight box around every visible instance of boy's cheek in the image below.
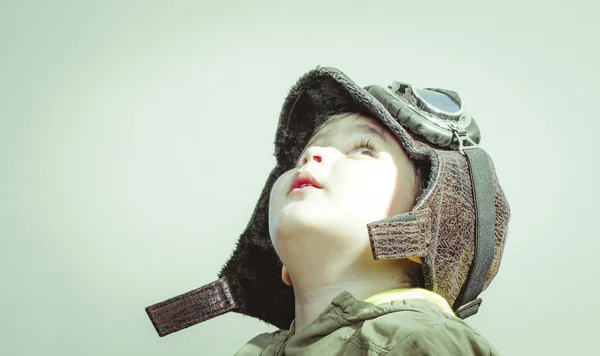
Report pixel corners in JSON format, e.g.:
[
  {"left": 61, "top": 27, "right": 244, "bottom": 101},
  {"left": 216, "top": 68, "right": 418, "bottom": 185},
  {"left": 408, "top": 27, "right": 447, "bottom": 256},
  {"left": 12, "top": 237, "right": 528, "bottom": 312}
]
[
  {"left": 276, "top": 171, "right": 296, "bottom": 194},
  {"left": 268, "top": 172, "right": 294, "bottom": 217}
]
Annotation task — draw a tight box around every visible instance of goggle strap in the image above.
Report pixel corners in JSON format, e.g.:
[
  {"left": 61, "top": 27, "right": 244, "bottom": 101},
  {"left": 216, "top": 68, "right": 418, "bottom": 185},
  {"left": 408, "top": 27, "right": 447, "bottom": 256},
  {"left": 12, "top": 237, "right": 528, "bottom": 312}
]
[{"left": 453, "top": 147, "right": 497, "bottom": 319}]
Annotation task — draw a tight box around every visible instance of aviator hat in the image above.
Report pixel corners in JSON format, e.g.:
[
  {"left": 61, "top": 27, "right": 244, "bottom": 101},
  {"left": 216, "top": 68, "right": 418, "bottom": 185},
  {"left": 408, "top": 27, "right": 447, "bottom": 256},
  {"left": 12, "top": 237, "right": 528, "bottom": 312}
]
[{"left": 146, "top": 67, "right": 510, "bottom": 337}]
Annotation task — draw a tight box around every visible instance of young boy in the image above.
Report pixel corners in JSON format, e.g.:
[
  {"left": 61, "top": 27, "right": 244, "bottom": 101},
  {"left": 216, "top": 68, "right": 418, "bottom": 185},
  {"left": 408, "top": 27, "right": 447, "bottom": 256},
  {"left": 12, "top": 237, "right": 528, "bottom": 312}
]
[{"left": 145, "top": 67, "right": 510, "bottom": 355}]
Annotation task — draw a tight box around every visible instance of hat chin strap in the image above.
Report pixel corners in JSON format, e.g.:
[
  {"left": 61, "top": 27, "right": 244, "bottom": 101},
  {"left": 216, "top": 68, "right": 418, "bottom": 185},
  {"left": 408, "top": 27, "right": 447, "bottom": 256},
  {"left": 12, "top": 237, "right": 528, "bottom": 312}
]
[
  {"left": 145, "top": 277, "right": 238, "bottom": 337},
  {"left": 451, "top": 132, "right": 497, "bottom": 319}
]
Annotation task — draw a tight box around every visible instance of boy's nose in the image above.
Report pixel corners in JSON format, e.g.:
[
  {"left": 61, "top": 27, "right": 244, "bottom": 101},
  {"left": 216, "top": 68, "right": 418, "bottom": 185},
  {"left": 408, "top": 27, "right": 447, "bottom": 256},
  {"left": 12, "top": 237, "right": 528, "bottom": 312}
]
[
  {"left": 300, "top": 153, "right": 322, "bottom": 166},
  {"left": 297, "top": 146, "right": 328, "bottom": 167},
  {"left": 303, "top": 155, "right": 321, "bottom": 164}
]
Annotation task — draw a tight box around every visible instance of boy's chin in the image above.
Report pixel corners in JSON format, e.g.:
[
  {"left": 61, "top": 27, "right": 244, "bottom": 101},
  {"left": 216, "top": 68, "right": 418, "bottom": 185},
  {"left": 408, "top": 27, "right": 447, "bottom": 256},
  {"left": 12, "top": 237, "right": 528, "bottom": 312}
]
[
  {"left": 273, "top": 201, "right": 375, "bottom": 228},
  {"left": 272, "top": 218, "right": 371, "bottom": 261},
  {"left": 272, "top": 202, "right": 334, "bottom": 231}
]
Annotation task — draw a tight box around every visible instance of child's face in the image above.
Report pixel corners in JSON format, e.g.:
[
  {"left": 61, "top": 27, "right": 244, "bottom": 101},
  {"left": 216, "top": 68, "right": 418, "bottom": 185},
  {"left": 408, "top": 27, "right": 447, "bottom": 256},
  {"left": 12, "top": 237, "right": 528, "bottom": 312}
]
[{"left": 268, "top": 113, "right": 419, "bottom": 269}]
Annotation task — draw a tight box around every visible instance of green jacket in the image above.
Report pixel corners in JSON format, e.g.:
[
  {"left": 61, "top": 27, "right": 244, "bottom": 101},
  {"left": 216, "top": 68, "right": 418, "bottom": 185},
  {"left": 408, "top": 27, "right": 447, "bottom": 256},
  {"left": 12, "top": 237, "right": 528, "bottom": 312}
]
[{"left": 234, "top": 291, "right": 498, "bottom": 355}]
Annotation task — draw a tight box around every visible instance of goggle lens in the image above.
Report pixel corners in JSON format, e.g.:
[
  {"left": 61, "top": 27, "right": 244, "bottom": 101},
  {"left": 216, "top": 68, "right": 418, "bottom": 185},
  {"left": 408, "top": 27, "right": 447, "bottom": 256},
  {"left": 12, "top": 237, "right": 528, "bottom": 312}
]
[{"left": 415, "top": 88, "right": 461, "bottom": 113}]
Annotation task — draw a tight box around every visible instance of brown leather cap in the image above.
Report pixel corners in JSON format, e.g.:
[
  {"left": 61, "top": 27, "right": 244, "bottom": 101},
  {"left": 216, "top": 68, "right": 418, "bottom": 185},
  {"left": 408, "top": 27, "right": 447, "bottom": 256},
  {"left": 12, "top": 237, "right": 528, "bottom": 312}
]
[{"left": 145, "top": 67, "right": 510, "bottom": 336}]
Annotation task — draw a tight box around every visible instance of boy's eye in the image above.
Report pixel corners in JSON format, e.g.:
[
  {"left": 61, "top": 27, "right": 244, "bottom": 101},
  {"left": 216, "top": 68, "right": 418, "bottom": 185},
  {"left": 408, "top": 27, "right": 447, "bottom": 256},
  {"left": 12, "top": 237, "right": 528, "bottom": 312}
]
[{"left": 349, "top": 138, "right": 377, "bottom": 157}]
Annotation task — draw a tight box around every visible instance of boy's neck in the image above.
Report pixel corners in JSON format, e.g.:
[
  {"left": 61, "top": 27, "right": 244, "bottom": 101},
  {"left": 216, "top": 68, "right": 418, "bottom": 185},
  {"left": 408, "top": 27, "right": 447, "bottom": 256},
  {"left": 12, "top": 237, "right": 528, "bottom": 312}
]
[
  {"left": 290, "top": 264, "right": 412, "bottom": 333},
  {"left": 291, "top": 282, "right": 380, "bottom": 332}
]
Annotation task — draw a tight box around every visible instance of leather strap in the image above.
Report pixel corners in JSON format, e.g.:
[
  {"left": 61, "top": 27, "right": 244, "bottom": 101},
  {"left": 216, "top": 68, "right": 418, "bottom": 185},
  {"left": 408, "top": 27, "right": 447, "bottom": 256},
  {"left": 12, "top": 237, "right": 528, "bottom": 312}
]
[
  {"left": 367, "top": 209, "right": 431, "bottom": 260},
  {"left": 453, "top": 147, "right": 496, "bottom": 318},
  {"left": 145, "top": 277, "right": 238, "bottom": 337}
]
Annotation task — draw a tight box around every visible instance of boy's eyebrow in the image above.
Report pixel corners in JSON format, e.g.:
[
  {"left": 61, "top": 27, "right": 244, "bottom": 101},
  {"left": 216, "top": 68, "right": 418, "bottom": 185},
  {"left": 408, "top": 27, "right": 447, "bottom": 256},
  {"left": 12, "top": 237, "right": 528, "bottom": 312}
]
[
  {"left": 307, "top": 121, "right": 388, "bottom": 146},
  {"left": 353, "top": 122, "right": 389, "bottom": 144}
]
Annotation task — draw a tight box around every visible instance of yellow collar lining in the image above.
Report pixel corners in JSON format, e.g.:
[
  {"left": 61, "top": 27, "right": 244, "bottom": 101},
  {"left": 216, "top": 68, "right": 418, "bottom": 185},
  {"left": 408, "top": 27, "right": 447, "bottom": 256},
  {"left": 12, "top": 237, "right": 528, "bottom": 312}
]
[{"left": 363, "top": 288, "right": 454, "bottom": 315}]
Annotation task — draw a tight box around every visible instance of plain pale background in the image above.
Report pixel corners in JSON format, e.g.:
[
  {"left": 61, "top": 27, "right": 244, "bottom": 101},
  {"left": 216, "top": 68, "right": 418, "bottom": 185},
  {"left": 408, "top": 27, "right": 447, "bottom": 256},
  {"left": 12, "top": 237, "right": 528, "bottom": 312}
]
[{"left": 1, "top": 0, "right": 598, "bottom": 355}]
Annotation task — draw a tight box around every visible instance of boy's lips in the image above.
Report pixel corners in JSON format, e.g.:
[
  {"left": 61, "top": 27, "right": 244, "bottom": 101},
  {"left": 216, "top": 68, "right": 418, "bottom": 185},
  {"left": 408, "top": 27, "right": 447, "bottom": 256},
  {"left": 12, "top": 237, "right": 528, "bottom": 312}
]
[{"left": 289, "top": 171, "right": 323, "bottom": 193}]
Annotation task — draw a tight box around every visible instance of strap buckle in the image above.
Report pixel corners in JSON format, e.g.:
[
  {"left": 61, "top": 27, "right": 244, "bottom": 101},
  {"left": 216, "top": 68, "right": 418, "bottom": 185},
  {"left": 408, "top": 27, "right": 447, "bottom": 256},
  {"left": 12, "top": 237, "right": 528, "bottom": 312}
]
[
  {"left": 450, "top": 124, "right": 478, "bottom": 153},
  {"left": 455, "top": 298, "right": 483, "bottom": 319}
]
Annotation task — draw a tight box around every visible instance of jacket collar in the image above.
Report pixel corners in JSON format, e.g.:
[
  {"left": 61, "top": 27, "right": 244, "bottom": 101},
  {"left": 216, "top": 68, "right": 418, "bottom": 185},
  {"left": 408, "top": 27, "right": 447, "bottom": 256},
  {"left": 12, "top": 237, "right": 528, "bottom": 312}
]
[
  {"left": 287, "top": 289, "right": 454, "bottom": 338},
  {"left": 363, "top": 288, "right": 454, "bottom": 315}
]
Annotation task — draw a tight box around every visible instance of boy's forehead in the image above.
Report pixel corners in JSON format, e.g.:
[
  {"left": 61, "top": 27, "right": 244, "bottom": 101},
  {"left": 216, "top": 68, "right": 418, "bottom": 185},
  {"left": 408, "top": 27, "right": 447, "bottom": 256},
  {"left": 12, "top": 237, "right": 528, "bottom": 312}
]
[{"left": 307, "top": 114, "right": 390, "bottom": 145}]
